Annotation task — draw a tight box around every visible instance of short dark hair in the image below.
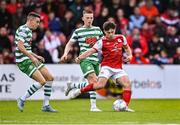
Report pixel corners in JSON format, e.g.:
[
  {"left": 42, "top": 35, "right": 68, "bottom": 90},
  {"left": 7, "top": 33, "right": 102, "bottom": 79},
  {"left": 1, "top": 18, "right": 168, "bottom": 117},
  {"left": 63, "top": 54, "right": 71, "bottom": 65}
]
[
  {"left": 83, "top": 9, "right": 93, "bottom": 15},
  {"left": 103, "top": 21, "right": 116, "bottom": 31},
  {"left": 27, "top": 12, "right": 41, "bottom": 19}
]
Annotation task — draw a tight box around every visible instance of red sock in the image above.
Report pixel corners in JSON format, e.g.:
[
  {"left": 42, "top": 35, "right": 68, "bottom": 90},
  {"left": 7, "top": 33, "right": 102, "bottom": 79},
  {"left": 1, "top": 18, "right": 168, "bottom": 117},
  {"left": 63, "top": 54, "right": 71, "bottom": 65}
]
[
  {"left": 80, "top": 83, "right": 94, "bottom": 93},
  {"left": 122, "top": 90, "right": 132, "bottom": 106}
]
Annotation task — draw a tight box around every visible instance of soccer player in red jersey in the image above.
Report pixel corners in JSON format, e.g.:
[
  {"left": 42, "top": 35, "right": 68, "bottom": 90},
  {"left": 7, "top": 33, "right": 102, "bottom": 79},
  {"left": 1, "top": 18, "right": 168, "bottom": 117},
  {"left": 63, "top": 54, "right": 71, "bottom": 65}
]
[{"left": 73, "top": 21, "right": 134, "bottom": 112}]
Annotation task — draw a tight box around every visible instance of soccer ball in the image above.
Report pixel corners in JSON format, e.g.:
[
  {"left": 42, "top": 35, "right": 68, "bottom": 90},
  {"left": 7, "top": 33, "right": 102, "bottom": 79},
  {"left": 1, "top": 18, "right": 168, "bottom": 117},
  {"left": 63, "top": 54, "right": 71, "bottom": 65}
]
[{"left": 113, "top": 99, "right": 127, "bottom": 111}]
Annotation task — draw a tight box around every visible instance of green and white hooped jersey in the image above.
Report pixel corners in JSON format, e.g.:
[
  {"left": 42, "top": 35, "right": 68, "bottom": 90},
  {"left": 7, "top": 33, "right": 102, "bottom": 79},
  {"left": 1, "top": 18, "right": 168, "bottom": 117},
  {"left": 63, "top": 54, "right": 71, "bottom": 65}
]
[
  {"left": 15, "top": 24, "right": 33, "bottom": 63},
  {"left": 70, "top": 26, "right": 103, "bottom": 62}
]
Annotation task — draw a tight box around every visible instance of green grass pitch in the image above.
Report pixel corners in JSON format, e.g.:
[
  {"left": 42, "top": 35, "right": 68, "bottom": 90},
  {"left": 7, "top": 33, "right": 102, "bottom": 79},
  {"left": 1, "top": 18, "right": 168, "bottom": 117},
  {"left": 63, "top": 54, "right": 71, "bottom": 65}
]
[{"left": 0, "top": 99, "right": 180, "bottom": 124}]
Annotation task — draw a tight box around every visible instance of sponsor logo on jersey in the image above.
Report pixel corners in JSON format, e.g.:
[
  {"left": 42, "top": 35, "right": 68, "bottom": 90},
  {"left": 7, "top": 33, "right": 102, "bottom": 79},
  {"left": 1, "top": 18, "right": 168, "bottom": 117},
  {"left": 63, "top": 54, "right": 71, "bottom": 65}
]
[{"left": 117, "top": 39, "right": 122, "bottom": 43}]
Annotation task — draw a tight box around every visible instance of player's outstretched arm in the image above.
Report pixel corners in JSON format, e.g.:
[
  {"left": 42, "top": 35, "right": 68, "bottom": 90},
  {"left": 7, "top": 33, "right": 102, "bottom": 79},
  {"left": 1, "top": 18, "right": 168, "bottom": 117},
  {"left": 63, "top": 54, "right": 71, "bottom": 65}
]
[
  {"left": 60, "top": 41, "right": 74, "bottom": 63},
  {"left": 17, "top": 41, "right": 40, "bottom": 66},
  {"left": 75, "top": 48, "right": 96, "bottom": 63},
  {"left": 123, "top": 45, "right": 133, "bottom": 62}
]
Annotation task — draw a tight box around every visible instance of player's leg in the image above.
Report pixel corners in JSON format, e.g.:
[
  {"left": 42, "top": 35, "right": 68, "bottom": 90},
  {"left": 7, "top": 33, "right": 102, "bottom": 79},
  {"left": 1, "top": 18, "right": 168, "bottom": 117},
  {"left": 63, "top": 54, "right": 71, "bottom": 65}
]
[
  {"left": 64, "top": 63, "right": 90, "bottom": 95},
  {"left": 86, "top": 72, "right": 100, "bottom": 111},
  {"left": 20, "top": 70, "right": 46, "bottom": 100},
  {"left": 88, "top": 62, "right": 101, "bottom": 111},
  {"left": 114, "top": 71, "right": 134, "bottom": 112},
  {"left": 38, "top": 66, "right": 57, "bottom": 112},
  {"left": 116, "top": 75, "right": 131, "bottom": 106},
  {"left": 69, "top": 77, "right": 108, "bottom": 99},
  {"left": 17, "top": 60, "right": 46, "bottom": 112},
  {"left": 80, "top": 61, "right": 101, "bottom": 111},
  {"left": 65, "top": 61, "right": 101, "bottom": 111},
  {"left": 22, "top": 64, "right": 46, "bottom": 101},
  {"left": 69, "top": 67, "right": 110, "bottom": 99}
]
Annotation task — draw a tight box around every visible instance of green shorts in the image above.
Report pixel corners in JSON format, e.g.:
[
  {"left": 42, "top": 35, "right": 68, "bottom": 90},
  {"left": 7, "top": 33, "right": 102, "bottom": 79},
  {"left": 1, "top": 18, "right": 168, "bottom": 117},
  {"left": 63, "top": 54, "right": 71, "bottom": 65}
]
[
  {"left": 80, "top": 60, "right": 100, "bottom": 78},
  {"left": 17, "top": 59, "right": 44, "bottom": 78}
]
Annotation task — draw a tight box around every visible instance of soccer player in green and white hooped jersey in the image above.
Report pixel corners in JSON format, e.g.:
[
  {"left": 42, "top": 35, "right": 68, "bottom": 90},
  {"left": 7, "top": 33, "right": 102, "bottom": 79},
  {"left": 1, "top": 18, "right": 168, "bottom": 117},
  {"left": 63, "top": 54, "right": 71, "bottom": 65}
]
[
  {"left": 61, "top": 9, "right": 103, "bottom": 112},
  {"left": 16, "top": 12, "right": 57, "bottom": 112}
]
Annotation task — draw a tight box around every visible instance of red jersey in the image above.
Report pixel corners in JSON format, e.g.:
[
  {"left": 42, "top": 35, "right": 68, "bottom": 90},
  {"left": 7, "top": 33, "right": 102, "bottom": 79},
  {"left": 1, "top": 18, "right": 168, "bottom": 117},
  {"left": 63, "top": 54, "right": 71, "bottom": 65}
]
[{"left": 93, "top": 35, "right": 128, "bottom": 68}]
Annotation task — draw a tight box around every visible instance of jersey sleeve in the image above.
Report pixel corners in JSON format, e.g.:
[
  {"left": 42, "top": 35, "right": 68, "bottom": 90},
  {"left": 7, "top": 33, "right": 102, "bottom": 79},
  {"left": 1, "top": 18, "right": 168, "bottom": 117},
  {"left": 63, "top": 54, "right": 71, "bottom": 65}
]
[
  {"left": 16, "top": 29, "right": 28, "bottom": 42},
  {"left": 93, "top": 39, "right": 103, "bottom": 52},
  {"left": 69, "top": 30, "right": 78, "bottom": 43}
]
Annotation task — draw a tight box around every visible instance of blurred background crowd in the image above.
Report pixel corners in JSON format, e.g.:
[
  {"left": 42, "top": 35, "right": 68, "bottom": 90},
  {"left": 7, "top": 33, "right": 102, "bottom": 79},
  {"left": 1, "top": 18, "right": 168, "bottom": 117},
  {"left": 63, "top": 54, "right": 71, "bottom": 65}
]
[{"left": 0, "top": 0, "right": 179, "bottom": 65}]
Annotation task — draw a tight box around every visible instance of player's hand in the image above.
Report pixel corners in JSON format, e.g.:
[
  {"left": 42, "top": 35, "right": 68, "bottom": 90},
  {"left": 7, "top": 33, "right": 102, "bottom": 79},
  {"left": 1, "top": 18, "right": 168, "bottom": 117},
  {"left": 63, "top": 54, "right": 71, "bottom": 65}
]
[
  {"left": 75, "top": 57, "right": 80, "bottom": 64},
  {"left": 30, "top": 56, "right": 40, "bottom": 66},
  {"left": 37, "top": 56, "right": 45, "bottom": 63},
  {"left": 123, "top": 55, "right": 133, "bottom": 62},
  {"left": 60, "top": 54, "right": 68, "bottom": 63}
]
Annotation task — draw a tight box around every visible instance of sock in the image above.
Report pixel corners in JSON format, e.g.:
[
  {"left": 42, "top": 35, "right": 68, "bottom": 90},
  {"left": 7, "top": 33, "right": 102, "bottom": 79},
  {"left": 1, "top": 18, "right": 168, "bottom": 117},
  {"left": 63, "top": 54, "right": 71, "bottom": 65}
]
[
  {"left": 89, "top": 91, "right": 97, "bottom": 108},
  {"left": 122, "top": 90, "right": 132, "bottom": 106},
  {"left": 71, "top": 82, "right": 88, "bottom": 89},
  {"left": 21, "top": 82, "right": 42, "bottom": 101},
  {"left": 80, "top": 83, "right": 94, "bottom": 93},
  {"left": 43, "top": 81, "right": 53, "bottom": 106}
]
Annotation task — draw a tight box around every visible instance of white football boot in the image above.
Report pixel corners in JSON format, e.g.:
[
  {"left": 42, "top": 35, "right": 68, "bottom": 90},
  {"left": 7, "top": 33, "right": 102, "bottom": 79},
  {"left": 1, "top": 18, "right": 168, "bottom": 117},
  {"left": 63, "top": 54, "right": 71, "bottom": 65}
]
[
  {"left": 68, "top": 89, "right": 81, "bottom": 99},
  {"left": 90, "top": 107, "right": 102, "bottom": 112},
  {"left": 65, "top": 81, "right": 73, "bottom": 96},
  {"left": 124, "top": 106, "right": 135, "bottom": 112}
]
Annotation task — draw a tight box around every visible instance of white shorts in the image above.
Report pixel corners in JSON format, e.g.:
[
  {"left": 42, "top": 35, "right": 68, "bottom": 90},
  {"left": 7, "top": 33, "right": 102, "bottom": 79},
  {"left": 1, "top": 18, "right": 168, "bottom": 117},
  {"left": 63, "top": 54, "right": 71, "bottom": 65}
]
[{"left": 98, "top": 66, "right": 128, "bottom": 80}]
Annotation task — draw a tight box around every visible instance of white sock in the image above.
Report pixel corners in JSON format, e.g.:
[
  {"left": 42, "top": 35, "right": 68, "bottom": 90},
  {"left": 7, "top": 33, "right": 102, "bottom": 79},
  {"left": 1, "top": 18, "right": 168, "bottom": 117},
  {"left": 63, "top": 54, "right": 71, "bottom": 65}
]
[
  {"left": 89, "top": 91, "right": 97, "bottom": 108},
  {"left": 43, "top": 81, "right": 53, "bottom": 106},
  {"left": 21, "top": 82, "right": 42, "bottom": 101}
]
